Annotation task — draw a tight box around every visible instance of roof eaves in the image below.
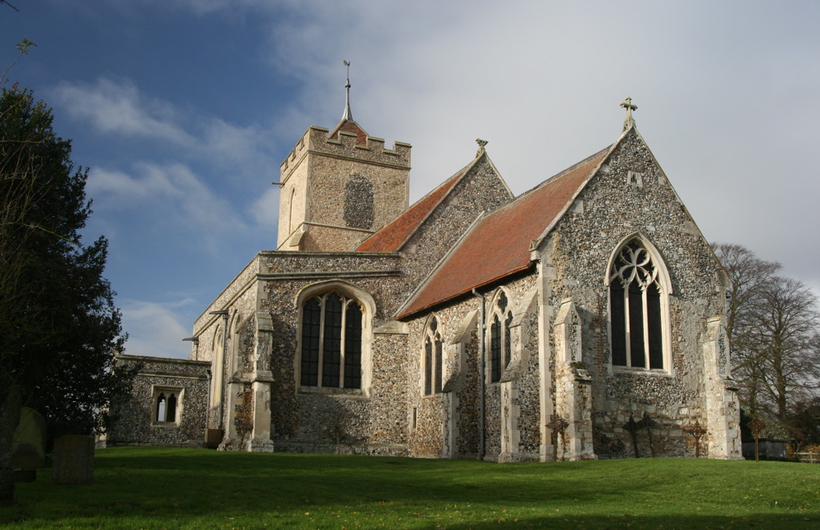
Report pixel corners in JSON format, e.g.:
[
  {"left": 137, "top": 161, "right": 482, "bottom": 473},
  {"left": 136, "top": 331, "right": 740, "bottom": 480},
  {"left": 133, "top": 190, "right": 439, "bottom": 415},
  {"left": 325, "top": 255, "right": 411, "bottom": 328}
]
[{"left": 396, "top": 262, "right": 533, "bottom": 321}]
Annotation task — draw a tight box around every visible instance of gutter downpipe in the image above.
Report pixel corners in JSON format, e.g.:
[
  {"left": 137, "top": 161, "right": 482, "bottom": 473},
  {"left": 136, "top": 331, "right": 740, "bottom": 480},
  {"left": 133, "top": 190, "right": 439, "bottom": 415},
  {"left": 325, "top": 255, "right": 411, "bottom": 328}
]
[{"left": 473, "top": 289, "right": 486, "bottom": 461}]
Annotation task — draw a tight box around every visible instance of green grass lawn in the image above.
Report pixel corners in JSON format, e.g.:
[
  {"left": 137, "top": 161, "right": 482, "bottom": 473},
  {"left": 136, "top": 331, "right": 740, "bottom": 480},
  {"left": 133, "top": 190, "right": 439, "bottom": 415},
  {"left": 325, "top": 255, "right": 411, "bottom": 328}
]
[{"left": 2, "top": 447, "right": 819, "bottom": 529}]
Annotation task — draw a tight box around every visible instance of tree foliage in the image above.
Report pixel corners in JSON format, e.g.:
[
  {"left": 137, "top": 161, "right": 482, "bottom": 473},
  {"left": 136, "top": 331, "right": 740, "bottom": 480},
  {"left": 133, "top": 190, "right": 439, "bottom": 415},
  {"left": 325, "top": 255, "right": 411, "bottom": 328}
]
[
  {"left": 0, "top": 85, "right": 133, "bottom": 501},
  {"left": 714, "top": 243, "right": 820, "bottom": 443}
]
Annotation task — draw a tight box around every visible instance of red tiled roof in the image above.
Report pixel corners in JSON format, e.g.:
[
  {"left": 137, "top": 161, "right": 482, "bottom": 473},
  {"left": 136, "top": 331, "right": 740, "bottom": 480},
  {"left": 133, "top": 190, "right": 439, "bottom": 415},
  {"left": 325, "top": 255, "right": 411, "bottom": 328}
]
[
  {"left": 397, "top": 148, "right": 610, "bottom": 319},
  {"left": 356, "top": 167, "right": 467, "bottom": 253},
  {"left": 330, "top": 119, "right": 368, "bottom": 145}
]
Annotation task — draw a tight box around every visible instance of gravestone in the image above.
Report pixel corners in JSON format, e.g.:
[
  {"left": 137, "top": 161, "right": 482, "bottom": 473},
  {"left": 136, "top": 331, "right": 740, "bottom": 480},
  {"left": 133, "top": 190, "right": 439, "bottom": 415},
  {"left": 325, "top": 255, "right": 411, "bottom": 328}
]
[
  {"left": 12, "top": 407, "right": 46, "bottom": 482},
  {"left": 52, "top": 435, "right": 95, "bottom": 485}
]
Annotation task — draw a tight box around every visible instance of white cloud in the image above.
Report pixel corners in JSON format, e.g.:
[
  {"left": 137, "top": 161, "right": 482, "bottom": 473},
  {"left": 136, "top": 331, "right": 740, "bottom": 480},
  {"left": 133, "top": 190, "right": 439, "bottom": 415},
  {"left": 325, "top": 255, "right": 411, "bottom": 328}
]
[
  {"left": 120, "top": 299, "right": 193, "bottom": 359},
  {"left": 49, "top": 1, "right": 820, "bottom": 360},
  {"left": 88, "top": 162, "right": 247, "bottom": 252},
  {"left": 249, "top": 186, "right": 279, "bottom": 232},
  {"left": 50, "top": 77, "right": 273, "bottom": 180},
  {"left": 246, "top": 0, "right": 820, "bottom": 295},
  {"left": 200, "top": 116, "right": 268, "bottom": 166},
  {"left": 51, "top": 78, "right": 192, "bottom": 145}
]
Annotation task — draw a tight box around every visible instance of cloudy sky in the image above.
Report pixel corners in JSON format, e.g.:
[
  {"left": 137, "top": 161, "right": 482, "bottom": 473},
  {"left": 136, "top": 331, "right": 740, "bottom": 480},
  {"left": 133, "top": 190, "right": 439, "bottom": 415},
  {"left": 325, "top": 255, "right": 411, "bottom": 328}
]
[{"left": 2, "top": 1, "right": 818, "bottom": 358}]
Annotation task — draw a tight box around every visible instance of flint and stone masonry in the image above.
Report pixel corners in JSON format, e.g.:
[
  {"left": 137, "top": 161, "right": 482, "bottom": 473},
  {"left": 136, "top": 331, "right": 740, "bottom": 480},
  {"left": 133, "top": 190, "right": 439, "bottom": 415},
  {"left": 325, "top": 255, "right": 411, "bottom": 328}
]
[{"left": 108, "top": 105, "right": 741, "bottom": 461}]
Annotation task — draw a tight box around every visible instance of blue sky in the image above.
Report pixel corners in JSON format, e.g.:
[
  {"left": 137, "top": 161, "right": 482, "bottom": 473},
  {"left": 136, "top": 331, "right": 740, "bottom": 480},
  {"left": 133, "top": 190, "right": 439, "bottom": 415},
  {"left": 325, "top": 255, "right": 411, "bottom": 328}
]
[{"left": 2, "top": 1, "right": 818, "bottom": 358}]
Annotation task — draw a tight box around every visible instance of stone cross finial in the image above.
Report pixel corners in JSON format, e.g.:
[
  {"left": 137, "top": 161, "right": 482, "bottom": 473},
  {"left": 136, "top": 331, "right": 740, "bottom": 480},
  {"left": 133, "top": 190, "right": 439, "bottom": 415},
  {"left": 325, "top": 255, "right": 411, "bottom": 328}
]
[
  {"left": 476, "top": 138, "right": 488, "bottom": 156},
  {"left": 620, "top": 97, "right": 637, "bottom": 130}
]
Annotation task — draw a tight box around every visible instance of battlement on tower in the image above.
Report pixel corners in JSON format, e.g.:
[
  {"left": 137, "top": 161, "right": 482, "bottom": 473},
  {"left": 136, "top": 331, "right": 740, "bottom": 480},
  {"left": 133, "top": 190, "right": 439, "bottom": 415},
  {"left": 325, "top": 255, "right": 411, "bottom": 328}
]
[{"left": 280, "top": 126, "right": 411, "bottom": 183}]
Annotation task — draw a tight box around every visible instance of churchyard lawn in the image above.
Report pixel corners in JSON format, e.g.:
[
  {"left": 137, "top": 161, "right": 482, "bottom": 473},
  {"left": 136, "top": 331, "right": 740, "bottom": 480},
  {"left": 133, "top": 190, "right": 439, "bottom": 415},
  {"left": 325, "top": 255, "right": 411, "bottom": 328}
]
[{"left": 2, "top": 447, "right": 818, "bottom": 529}]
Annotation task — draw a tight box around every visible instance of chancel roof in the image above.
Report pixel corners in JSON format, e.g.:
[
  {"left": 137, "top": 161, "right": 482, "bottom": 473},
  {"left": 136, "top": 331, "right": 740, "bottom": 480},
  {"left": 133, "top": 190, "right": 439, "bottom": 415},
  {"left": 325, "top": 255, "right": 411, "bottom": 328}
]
[{"left": 396, "top": 146, "right": 611, "bottom": 319}]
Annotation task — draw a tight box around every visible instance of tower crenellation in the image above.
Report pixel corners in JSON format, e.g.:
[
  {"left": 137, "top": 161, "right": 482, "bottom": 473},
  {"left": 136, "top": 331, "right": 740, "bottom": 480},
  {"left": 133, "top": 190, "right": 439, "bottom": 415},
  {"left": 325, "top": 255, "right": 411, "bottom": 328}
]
[
  {"left": 276, "top": 63, "right": 411, "bottom": 251},
  {"left": 276, "top": 123, "right": 411, "bottom": 252},
  {"left": 280, "top": 127, "right": 411, "bottom": 183}
]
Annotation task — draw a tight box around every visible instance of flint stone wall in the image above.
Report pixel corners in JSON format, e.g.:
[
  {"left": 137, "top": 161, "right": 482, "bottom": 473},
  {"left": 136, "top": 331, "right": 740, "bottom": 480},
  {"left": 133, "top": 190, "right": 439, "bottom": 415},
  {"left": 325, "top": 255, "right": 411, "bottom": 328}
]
[
  {"left": 542, "top": 128, "right": 735, "bottom": 458},
  {"left": 106, "top": 355, "right": 210, "bottom": 448}
]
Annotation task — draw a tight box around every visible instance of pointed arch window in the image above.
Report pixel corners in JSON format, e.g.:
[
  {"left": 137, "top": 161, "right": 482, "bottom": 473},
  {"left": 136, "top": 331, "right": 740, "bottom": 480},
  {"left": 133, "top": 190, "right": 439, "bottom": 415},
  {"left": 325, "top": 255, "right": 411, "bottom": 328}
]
[
  {"left": 424, "top": 317, "right": 443, "bottom": 395},
  {"left": 300, "top": 292, "right": 363, "bottom": 389},
  {"left": 609, "top": 240, "right": 667, "bottom": 370},
  {"left": 489, "top": 291, "right": 514, "bottom": 383}
]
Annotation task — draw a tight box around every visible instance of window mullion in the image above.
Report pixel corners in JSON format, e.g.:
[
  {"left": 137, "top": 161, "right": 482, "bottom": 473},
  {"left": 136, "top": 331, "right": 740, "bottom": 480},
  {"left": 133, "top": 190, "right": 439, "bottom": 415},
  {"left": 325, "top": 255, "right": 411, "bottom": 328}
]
[
  {"left": 339, "top": 298, "right": 347, "bottom": 388},
  {"left": 642, "top": 285, "right": 650, "bottom": 369},
  {"left": 317, "top": 296, "right": 325, "bottom": 386},
  {"left": 623, "top": 287, "right": 632, "bottom": 367},
  {"left": 434, "top": 333, "right": 442, "bottom": 394},
  {"left": 424, "top": 335, "right": 432, "bottom": 395}
]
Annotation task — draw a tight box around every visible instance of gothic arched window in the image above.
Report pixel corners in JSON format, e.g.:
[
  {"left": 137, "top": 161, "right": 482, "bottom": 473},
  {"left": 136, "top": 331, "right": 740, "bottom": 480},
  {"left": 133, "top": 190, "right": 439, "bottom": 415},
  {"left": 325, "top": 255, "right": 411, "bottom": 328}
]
[
  {"left": 424, "top": 317, "right": 443, "bottom": 395},
  {"left": 489, "top": 291, "right": 513, "bottom": 383},
  {"left": 609, "top": 239, "right": 668, "bottom": 370},
  {"left": 300, "top": 292, "right": 364, "bottom": 389}
]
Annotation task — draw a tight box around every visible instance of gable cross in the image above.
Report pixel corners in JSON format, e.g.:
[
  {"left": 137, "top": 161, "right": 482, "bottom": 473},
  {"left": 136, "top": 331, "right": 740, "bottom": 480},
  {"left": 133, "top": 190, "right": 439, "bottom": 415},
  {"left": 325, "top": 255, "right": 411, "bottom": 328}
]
[{"left": 620, "top": 97, "right": 637, "bottom": 130}]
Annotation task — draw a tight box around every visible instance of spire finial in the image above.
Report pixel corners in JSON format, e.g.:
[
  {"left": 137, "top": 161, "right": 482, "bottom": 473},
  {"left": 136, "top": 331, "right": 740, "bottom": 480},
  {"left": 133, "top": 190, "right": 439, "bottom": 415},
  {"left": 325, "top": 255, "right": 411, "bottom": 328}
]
[
  {"left": 342, "top": 60, "right": 353, "bottom": 122},
  {"left": 620, "top": 97, "right": 637, "bottom": 130}
]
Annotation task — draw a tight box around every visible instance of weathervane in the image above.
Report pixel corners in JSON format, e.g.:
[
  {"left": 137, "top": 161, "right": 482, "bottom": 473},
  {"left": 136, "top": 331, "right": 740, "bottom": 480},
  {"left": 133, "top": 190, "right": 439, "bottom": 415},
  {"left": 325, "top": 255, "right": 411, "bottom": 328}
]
[
  {"left": 342, "top": 60, "right": 353, "bottom": 122},
  {"left": 620, "top": 96, "right": 637, "bottom": 130}
]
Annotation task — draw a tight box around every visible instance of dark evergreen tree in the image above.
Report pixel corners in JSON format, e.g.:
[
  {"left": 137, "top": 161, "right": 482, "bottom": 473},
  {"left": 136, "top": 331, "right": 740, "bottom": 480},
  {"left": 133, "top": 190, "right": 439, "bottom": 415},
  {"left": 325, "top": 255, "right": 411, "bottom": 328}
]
[{"left": 0, "top": 85, "right": 132, "bottom": 503}]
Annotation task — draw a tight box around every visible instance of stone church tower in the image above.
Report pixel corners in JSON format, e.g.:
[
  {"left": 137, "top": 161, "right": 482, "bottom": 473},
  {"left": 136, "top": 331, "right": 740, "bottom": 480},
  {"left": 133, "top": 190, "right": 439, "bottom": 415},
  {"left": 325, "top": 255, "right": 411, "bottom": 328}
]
[{"left": 276, "top": 75, "right": 411, "bottom": 251}]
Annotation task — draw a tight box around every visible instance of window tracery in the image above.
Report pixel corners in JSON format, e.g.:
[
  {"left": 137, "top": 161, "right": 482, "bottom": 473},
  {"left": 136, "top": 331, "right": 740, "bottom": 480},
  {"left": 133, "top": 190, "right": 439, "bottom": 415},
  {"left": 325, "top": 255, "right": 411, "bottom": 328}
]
[{"left": 609, "top": 239, "right": 667, "bottom": 370}]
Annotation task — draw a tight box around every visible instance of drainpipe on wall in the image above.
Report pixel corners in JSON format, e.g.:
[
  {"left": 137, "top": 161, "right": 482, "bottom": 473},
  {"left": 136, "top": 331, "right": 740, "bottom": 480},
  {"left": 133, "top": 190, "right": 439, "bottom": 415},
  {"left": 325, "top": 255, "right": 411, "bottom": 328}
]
[
  {"left": 473, "top": 289, "right": 486, "bottom": 461},
  {"left": 210, "top": 309, "right": 229, "bottom": 429}
]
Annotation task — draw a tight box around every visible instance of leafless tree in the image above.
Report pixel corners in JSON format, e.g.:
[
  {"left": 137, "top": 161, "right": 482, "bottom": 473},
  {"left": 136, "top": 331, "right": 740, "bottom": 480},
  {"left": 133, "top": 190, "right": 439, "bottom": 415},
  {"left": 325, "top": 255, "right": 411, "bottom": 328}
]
[
  {"left": 714, "top": 243, "right": 820, "bottom": 434},
  {"left": 746, "top": 276, "right": 820, "bottom": 422},
  {"left": 714, "top": 243, "right": 781, "bottom": 415}
]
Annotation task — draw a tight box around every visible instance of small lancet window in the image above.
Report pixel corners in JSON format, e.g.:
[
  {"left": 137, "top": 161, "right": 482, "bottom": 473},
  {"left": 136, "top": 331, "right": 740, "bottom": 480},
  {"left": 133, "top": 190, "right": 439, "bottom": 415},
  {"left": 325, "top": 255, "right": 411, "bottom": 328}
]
[
  {"left": 489, "top": 291, "right": 513, "bottom": 383},
  {"left": 609, "top": 240, "right": 665, "bottom": 370},
  {"left": 156, "top": 393, "right": 166, "bottom": 422},
  {"left": 154, "top": 390, "right": 180, "bottom": 423},
  {"left": 424, "top": 317, "right": 443, "bottom": 395}
]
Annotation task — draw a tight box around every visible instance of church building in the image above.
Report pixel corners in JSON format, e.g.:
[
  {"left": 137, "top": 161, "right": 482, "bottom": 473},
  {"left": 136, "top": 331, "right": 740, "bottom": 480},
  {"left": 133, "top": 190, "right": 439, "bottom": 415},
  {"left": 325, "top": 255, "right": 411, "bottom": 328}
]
[{"left": 107, "top": 87, "right": 742, "bottom": 461}]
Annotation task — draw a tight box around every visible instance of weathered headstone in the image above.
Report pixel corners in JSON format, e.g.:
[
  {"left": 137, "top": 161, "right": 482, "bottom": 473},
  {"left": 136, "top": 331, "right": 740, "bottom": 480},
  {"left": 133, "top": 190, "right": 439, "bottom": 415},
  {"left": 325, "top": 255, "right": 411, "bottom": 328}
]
[
  {"left": 52, "top": 435, "right": 95, "bottom": 485},
  {"left": 206, "top": 428, "right": 223, "bottom": 449},
  {"left": 12, "top": 407, "right": 46, "bottom": 482}
]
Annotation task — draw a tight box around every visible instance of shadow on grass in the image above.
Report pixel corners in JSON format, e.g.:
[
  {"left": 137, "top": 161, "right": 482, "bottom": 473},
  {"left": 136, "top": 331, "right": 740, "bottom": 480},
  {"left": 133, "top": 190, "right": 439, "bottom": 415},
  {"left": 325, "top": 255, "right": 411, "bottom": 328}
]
[{"left": 6, "top": 447, "right": 819, "bottom": 530}]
